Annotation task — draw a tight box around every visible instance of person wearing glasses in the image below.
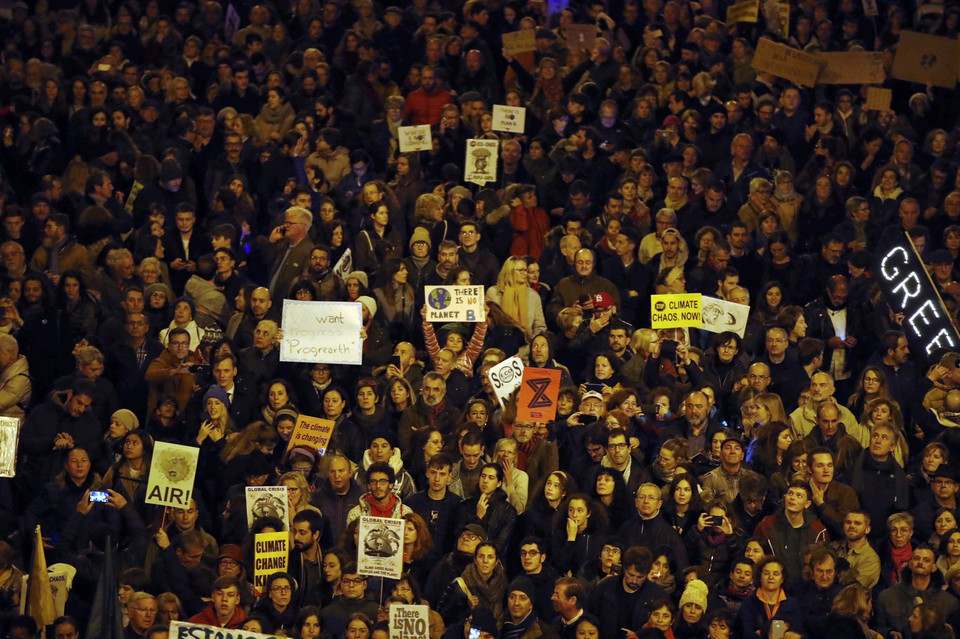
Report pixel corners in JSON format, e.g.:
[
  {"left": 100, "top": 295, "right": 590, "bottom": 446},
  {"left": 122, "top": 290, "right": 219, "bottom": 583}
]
[
  {"left": 144, "top": 327, "right": 198, "bottom": 414},
  {"left": 264, "top": 206, "right": 314, "bottom": 306},
  {"left": 126, "top": 592, "right": 159, "bottom": 638},
  {"left": 320, "top": 562, "right": 380, "bottom": 638},
  {"left": 346, "top": 461, "right": 412, "bottom": 527},
  {"left": 252, "top": 572, "right": 298, "bottom": 634}
]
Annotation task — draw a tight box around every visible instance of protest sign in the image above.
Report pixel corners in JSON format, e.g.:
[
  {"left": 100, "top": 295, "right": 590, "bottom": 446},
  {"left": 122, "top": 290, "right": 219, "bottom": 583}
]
[
  {"left": 253, "top": 531, "right": 288, "bottom": 595},
  {"left": 170, "top": 621, "right": 282, "bottom": 639},
  {"left": 358, "top": 516, "right": 404, "bottom": 579},
  {"left": 245, "top": 486, "right": 288, "bottom": 528},
  {"left": 651, "top": 293, "right": 703, "bottom": 328},
  {"left": 280, "top": 300, "right": 364, "bottom": 365},
  {"left": 776, "top": 3, "right": 790, "bottom": 38},
  {"left": 891, "top": 31, "right": 958, "bottom": 88},
  {"left": 145, "top": 442, "right": 199, "bottom": 509},
  {"left": 700, "top": 296, "right": 750, "bottom": 337},
  {"left": 332, "top": 248, "right": 352, "bottom": 282},
  {"left": 47, "top": 567, "right": 70, "bottom": 616},
  {"left": 425, "top": 285, "right": 485, "bottom": 322},
  {"left": 486, "top": 356, "right": 525, "bottom": 408},
  {"left": 752, "top": 37, "right": 824, "bottom": 86},
  {"left": 390, "top": 604, "right": 430, "bottom": 639},
  {"left": 566, "top": 24, "right": 596, "bottom": 51},
  {"left": 874, "top": 233, "right": 960, "bottom": 362},
  {"left": 492, "top": 105, "right": 526, "bottom": 133},
  {"left": 862, "top": 0, "right": 878, "bottom": 16},
  {"left": 0, "top": 417, "right": 20, "bottom": 477},
  {"left": 502, "top": 29, "right": 536, "bottom": 54},
  {"left": 864, "top": 87, "right": 892, "bottom": 111},
  {"left": 285, "top": 414, "right": 335, "bottom": 455},
  {"left": 517, "top": 368, "right": 562, "bottom": 423},
  {"left": 464, "top": 139, "right": 499, "bottom": 185},
  {"left": 726, "top": 0, "right": 759, "bottom": 23},
  {"left": 816, "top": 51, "right": 885, "bottom": 84},
  {"left": 398, "top": 125, "right": 432, "bottom": 152}
]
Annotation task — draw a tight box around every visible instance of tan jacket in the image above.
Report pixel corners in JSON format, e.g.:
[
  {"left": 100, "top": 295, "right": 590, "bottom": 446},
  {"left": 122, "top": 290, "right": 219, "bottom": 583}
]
[{"left": 0, "top": 355, "right": 30, "bottom": 418}]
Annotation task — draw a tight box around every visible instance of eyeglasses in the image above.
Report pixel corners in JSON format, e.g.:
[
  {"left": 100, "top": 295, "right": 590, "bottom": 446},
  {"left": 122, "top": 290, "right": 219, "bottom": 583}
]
[
  {"left": 341, "top": 577, "right": 366, "bottom": 585},
  {"left": 607, "top": 443, "right": 629, "bottom": 450},
  {"left": 519, "top": 550, "right": 541, "bottom": 557},
  {"left": 131, "top": 607, "right": 158, "bottom": 614},
  {"left": 369, "top": 478, "right": 390, "bottom": 486}
]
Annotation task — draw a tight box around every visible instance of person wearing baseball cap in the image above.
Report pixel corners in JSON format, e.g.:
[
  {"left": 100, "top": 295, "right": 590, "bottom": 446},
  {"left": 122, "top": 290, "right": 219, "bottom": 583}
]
[{"left": 699, "top": 430, "right": 763, "bottom": 504}]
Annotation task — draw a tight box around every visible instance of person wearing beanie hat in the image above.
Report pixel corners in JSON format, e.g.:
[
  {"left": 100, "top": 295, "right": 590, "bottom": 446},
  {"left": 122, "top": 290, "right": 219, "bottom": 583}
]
[
  {"left": 467, "top": 607, "right": 500, "bottom": 639},
  {"left": 503, "top": 576, "right": 552, "bottom": 639},
  {"left": 345, "top": 270, "right": 369, "bottom": 291},
  {"left": 159, "top": 158, "right": 183, "bottom": 185},
  {"left": 679, "top": 579, "right": 709, "bottom": 617},
  {"left": 353, "top": 425, "right": 416, "bottom": 498},
  {"left": 409, "top": 226, "right": 432, "bottom": 249},
  {"left": 357, "top": 295, "right": 377, "bottom": 318},
  {"left": 198, "top": 384, "right": 233, "bottom": 442},
  {"left": 110, "top": 409, "right": 139, "bottom": 436}
]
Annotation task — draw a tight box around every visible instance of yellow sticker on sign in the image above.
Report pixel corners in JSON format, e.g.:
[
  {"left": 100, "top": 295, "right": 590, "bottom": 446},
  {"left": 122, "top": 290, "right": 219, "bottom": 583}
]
[{"left": 651, "top": 294, "right": 703, "bottom": 328}]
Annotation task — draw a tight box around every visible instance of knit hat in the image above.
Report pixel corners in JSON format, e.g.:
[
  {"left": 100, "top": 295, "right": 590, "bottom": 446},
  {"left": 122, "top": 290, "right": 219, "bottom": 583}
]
[
  {"left": 346, "top": 271, "right": 369, "bottom": 289},
  {"left": 940, "top": 352, "right": 960, "bottom": 369},
  {"left": 357, "top": 295, "right": 377, "bottom": 317},
  {"left": 409, "top": 226, "right": 432, "bottom": 248},
  {"left": 448, "top": 185, "right": 473, "bottom": 200},
  {"left": 145, "top": 282, "right": 175, "bottom": 302},
  {"left": 368, "top": 426, "right": 398, "bottom": 449},
  {"left": 469, "top": 608, "right": 499, "bottom": 638},
  {"left": 159, "top": 158, "right": 182, "bottom": 183},
  {"left": 217, "top": 544, "right": 244, "bottom": 565},
  {"left": 111, "top": 409, "right": 139, "bottom": 434},
  {"left": 203, "top": 385, "right": 231, "bottom": 409},
  {"left": 679, "top": 579, "right": 709, "bottom": 611},
  {"left": 274, "top": 406, "right": 300, "bottom": 426},
  {"left": 508, "top": 576, "right": 536, "bottom": 601},
  {"left": 289, "top": 446, "right": 316, "bottom": 462}
]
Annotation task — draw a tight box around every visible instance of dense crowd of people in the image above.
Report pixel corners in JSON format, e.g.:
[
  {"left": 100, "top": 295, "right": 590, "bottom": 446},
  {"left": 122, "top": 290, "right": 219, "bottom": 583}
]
[{"left": 3, "top": 0, "right": 960, "bottom": 638}]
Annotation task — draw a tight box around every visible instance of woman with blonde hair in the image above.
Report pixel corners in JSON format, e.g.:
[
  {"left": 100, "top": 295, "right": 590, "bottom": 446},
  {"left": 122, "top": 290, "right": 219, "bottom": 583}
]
[
  {"left": 278, "top": 471, "right": 322, "bottom": 526},
  {"left": 485, "top": 256, "right": 546, "bottom": 340},
  {"left": 755, "top": 394, "right": 789, "bottom": 428},
  {"left": 494, "top": 437, "right": 529, "bottom": 513},
  {"left": 860, "top": 398, "right": 909, "bottom": 465},
  {"left": 826, "top": 583, "right": 878, "bottom": 639}
]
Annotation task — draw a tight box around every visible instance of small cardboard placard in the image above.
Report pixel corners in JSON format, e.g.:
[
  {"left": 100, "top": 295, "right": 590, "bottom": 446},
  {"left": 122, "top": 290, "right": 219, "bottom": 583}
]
[
  {"left": 864, "top": 86, "right": 892, "bottom": 111},
  {"left": 398, "top": 125, "right": 433, "bottom": 152},
  {"left": 424, "top": 285, "right": 486, "bottom": 322},
  {"left": 752, "top": 37, "right": 824, "bottom": 87},
  {"left": 285, "top": 414, "right": 336, "bottom": 455},
  {"left": 145, "top": 442, "right": 199, "bottom": 509},
  {"left": 651, "top": 293, "right": 703, "bottom": 328},
  {"left": 502, "top": 29, "right": 536, "bottom": 54},
  {"left": 565, "top": 24, "right": 597, "bottom": 51},
  {"left": 816, "top": 51, "right": 886, "bottom": 84},
  {"left": 358, "top": 516, "right": 404, "bottom": 579},
  {"left": 862, "top": 0, "right": 878, "bottom": 17},
  {"left": 171, "top": 621, "right": 281, "bottom": 639},
  {"left": 890, "top": 30, "right": 958, "bottom": 88},
  {"left": 245, "top": 486, "right": 289, "bottom": 528},
  {"left": 280, "top": 300, "right": 364, "bottom": 365},
  {"left": 700, "top": 296, "right": 750, "bottom": 337},
  {"left": 0, "top": 417, "right": 20, "bottom": 478},
  {"left": 726, "top": 0, "right": 759, "bottom": 23},
  {"left": 464, "top": 139, "right": 500, "bottom": 186},
  {"left": 516, "top": 367, "right": 562, "bottom": 423},
  {"left": 486, "top": 356, "right": 525, "bottom": 408},
  {"left": 389, "top": 604, "right": 431, "bottom": 639},
  {"left": 253, "top": 531, "right": 289, "bottom": 595},
  {"left": 492, "top": 105, "right": 526, "bottom": 133}
]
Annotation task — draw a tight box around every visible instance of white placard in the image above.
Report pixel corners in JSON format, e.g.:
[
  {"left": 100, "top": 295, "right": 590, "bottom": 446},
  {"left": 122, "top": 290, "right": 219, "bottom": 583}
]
[
  {"left": 0, "top": 417, "right": 20, "bottom": 477},
  {"left": 390, "top": 604, "right": 430, "bottom": 639},
  {"left": 398, "top": 125, "right": 433, "bottom": 152},
  {"left": 280, "top": 299, "right": 364, "bottom": 365},
  {"left": 700, "top": 295, "right": 750, "bottom": 337},
  {"left": 145, "top": 442, "right": 199, "bottom": 509},
  {"left": 464, "top": 139, "right": 499, "bottom": 185},
  {"left": 170, "top": 621, "right": 282, "bottom": 639},
  {"left": 245, "top": 486, "right": 289, "bottom": 528},
  {"left": 358, "top": 516, "right": 404, "bottom": 579},
  {"left": 486, "top": 355, "right": 525, "bottom": 408},
  {"left": 424, "top": 285, "right": 486, "bottom": 322},
  {"left": 332, "top": 248, "right": 352, "bottom": 282},
  {"left": 492, "top": 105, "right": 526, "bottom": 133}
]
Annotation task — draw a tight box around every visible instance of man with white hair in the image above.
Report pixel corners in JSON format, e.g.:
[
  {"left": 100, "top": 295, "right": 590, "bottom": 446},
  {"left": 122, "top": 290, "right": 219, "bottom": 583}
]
[
  {"left": 0, "top": 333, "right": 29, "bottom": 417},
  {"left": 264, "top": 206, "right": 314, "bottom": 305}
]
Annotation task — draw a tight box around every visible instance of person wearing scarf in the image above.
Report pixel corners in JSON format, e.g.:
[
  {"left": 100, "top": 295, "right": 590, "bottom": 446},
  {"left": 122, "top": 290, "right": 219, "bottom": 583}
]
[
  {"left": 437, "top": 541, "right": 508, "bottom": 624},
  {"left": 771, "top": 170, "right": 802, "bottom": 241},
  {"left": 737, "top": 557, "right": 806, "bottom": 639},
  {"left": 254, "top": 87, "right": 295, "bottom": 145},
  {"left": 502, "top": 577, "right": 543, "bottom": 639}
]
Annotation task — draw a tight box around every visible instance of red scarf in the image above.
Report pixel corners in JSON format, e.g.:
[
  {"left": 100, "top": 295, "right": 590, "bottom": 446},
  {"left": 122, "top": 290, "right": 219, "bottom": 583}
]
[
  {"left": 890, "top": 543, "right": 913, "bottom": 584},
  {"left": 365, "top": 492, "right": 399, "bottom": 518}
]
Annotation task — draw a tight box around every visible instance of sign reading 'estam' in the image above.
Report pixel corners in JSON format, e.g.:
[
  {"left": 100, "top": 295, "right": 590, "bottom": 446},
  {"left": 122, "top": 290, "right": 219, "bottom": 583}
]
[
  {"left": 651, "top": 293, "right": 703, "bottom": 328},
  {"left": 170, "top": 620, "right": 283, "bottom": 639},
  {"left": 280, "top": 300, "right": 364, "bottom": 365},
  {"left": 425, "top": 285, "right": 485, "bottom": 321}
]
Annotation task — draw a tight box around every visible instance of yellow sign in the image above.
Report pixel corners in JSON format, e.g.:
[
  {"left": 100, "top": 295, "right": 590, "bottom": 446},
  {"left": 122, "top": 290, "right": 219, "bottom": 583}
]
[
  {"left": 864, "top": 87, "right": 892, "bottom": 111},
  {"left": 286, "top": 414, "right": 336, "bottom": 455},
  {"left": 253, "top": 531, "right": 288, "bottom": 596},
  {"left": 651, "top": 294, "right": 703, "bottom": 328},
  {"left": 726, "top": 0, "right": 759, "bottom": 23}
]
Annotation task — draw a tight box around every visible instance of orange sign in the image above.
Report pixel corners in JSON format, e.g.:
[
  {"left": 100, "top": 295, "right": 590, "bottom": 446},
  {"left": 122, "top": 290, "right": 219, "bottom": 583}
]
[
  {"left": 286, "top": 414, "right": 335, "bottom": 455},
  {"left": 516, "top": 368, "right": 562, "bottom": 423}
]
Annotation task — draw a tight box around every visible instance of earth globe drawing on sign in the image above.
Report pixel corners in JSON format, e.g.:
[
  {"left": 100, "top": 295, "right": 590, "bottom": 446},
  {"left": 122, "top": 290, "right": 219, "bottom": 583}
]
[{"left": 428, "top": 288, "right": 452, "bottom": 310}]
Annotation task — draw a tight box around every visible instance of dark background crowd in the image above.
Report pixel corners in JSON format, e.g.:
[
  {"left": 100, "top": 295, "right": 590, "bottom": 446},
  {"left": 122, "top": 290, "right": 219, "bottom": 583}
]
[{"left": 3, "top": 0, "right": 960, "bottom": 638}]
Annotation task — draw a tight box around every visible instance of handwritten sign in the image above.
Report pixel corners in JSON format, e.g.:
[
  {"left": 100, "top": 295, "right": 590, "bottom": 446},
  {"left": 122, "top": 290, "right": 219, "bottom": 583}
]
[
  {"left": 566, "top": 24, "right": 596, "bottom": 51},
  {"left": 700, "top": 296, "right": 750, "bottom": 337},
  {"left": 874, "top": 233, "right": 959, "bottom": 362},
  {"left": 464, "top": 139, "right": 499, "bottom": 186},
  {"left": 245, "top": 486, "right": 289, "bottom": 528},
  {"left": 492, "top": 105, "right": 526, "bottom": 133},
  {"left": 776, "top": 2, "right": 790, "bottom": 39},
  {"left": 145, "top": 442, "right": 199, "bottom": 509},
  {"left": 752, "top": 37, "right": 824, "bottom": 87},
  {"left": 651, "top": 293, "right": 703, "bottom": 328},
  {"left": 726, "top": 0, "right": 759, "bottom": 23},
  {"left": 502, "top": 29, "right": 536, "bottom": 54},
  {"left": 280, "top": 300, "right": 363, "bottom": 365},
  {"left": 425, "top": 285, "right": 485, "bottom": 322},
  {"left": 254, "top": 531, "right": 288, "bottom": 595},
  {"left": 171, "top": 621, "right": 282, "bottom": 639},
  {"left": 0, "top": 417, "right": 19, "bottom": 477},
  {"left": 891, "top": 31, "right": 958, "bottom": 88},
  {"left": 486, "top": 356, "right": 524, "bottom": 408},
  {"left": 358, "top": 516, "right": 404, "bottom": 579},
  {"left": 286, "top": 414, "right": 335, "bottom": 455},
  {"left": 864, "top": 86, "right": 892, "bottom": 111},
  {"left": 517, "top": 368, "right": 561, "bottom": 423},
  {"left": 390, "top": 604, "right": 430, "bottom": 639},
  {"left": 816, "top": 51, "right": 885, "bottom": 84},
  {"left": 398, "top": 125, "right": 432, "bottom": 152}
]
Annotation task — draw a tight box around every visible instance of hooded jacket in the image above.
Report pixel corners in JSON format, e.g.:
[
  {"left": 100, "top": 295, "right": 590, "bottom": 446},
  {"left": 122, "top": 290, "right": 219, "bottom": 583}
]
[{"left": 354, "top": 448, "right": 416, "bottom": 499}]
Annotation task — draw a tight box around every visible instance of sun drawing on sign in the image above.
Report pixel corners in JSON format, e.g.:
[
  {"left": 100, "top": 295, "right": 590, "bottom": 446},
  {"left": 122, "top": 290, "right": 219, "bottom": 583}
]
[{"left": 157, "top": 451, "right": 194, "bottom": 483}]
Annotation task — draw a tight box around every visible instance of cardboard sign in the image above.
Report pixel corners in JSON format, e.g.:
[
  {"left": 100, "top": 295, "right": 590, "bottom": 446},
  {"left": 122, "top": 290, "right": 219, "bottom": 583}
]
[
  {"left": 464, "top": 139, "right": 499, "bottom": 185},
  {"left": 358, "top": 516, "right": 404, "bottom": 579},
  {"left": 874, "top": 233, "right": 960, "bottom": 362},
  {"left": 502, "top": 29, "right": 536, "bottom": 54},
  {"left": 245, "top": 486, "right": 289, "bottom": 528},
  {"left": 776, "top": 3, "right": 790, "bottom": 39},
  {"left": 700, "top": 296, "right": 750, "bottom": 337},
  {"left": 651, "top": 293, "right": 703, "bottom": 328},
  {"left": 726, "top": 0, "right": 759, "bottom": 23},
  {"left": 280, "top": 300, "right": 364, "bottom": 365},
  {"left": 492, "top": 105, "right": 526, "bottom": 133},
  {"left": 424, "top": 285, "right": 485, "bottom": 322},
  {"left": 565, "top": 24, "right": 597, "bottom": 51},
  {"left": 0, "top": 417, "right": 19, "bottom": 478},
  {"left": 516, "top": 368, "right": 562, "bottom": 423},
  {"left": 752, "top": 37, "right": 824, "bottom": 87},
  {"left": 286, "top": 414, "right": 335, "bottom": 455},
  {"left": 332, "top": 248, "right": 352, "bottom": 282},
  {"left": 398, "top": 125, "right": 433, "bottom": 152},
  {"left": 891, "top": 30, "right": 958, "bottom": 88},
  {"left": 816, "top": 51, "right": 885, "bottom": 84},
  {"left": 862, "top": 0, "right": 878, "bottom": 17},
  {"left": 390, "top": 604, "right": 431, "bottom": 639},
  {"left": 253, "top": 531, "right": 288, "bottom": 595},
  {"left": 145, "top": 442, "right": 199, "bottom": 509},
  {"left": 864, "top": 86, "right": 892, "bottom": 111},
  {"left": 486, "top": 356, "right": 525, "bottom": 408},
  {"left": 170, "top": 621, "right": 282, "bottom": 639}
]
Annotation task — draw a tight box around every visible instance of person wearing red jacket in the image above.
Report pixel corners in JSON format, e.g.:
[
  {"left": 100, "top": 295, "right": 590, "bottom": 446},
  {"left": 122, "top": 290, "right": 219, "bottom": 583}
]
[
  {"left": 187, "top": 576, "right": 247, "bottom": 629},
  {"left": 510, "top": 185, "right": 550, "bottom": 259},
  {"left": 402, "top": 66, "right": 454, "bottom": 126}
]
